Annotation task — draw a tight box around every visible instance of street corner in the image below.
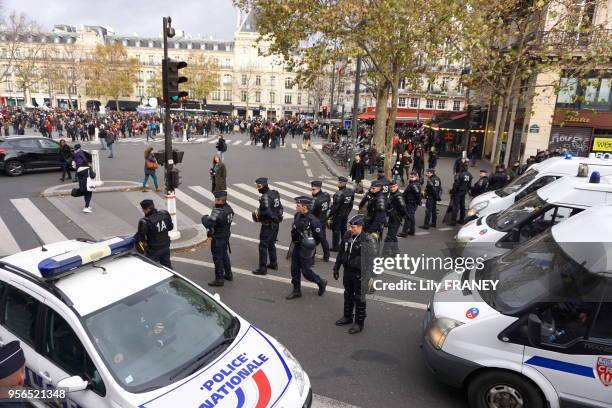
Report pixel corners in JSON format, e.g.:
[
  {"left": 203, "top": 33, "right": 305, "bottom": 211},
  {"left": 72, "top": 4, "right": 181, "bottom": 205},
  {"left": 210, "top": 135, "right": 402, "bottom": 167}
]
[
  {"left": 41, "top": 179, "right": 143, "bottom": 197},
  {"left": 169, "top": 224, "right": 209, "bottom": 252}
]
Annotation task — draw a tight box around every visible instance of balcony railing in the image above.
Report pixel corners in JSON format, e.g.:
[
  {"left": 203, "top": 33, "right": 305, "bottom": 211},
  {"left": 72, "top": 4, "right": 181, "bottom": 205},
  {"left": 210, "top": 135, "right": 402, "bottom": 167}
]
[{"left": 533, "top": 30, "right": 612, "bottom": 50}]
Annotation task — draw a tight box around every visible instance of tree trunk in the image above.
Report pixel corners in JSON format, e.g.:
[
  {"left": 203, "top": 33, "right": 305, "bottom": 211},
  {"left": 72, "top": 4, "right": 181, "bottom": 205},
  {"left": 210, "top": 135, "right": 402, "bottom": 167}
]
[
  {"left": 384, "top": 63, "right": 401, "bottom": 178},
  {"left": 373, "top": 82, "right": 390, "bottom": 156},
  {"left": 489, "top": 98, "right": 504, "bottom": 163},
  {"left": 115, "top": 98, "right": 119, "bottom": 111},
  {"left": 504, "top": 87, "right": 521, "bottom": 168}
]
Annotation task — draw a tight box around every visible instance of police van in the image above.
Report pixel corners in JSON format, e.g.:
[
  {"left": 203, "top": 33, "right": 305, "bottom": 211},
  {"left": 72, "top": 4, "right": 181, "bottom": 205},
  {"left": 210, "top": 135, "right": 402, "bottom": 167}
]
[
  {"left": 467, "top": 154, "right": 612, "bottom": 221},
  {"left": 422, "top": 206, "right": 612, "bottom": 408},
  {"left": 0, "top": 237, "right": 312, "bottom": 408},
  {"left": 457, "top": 172, "right": 612, "bottom": 258}
]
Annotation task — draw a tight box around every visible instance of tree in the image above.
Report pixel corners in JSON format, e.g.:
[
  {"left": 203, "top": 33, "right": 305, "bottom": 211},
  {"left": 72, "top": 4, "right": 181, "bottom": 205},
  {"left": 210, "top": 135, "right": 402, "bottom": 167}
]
[
  {"left": 82, "top": 43, "right": 139, "bottom": 110},
  {"left": 185, "top": 56, "right": 219, "bottom": 108},
  {"left": 58, "top": 44, "right": 85, "bottom": 109},
  {"left": 14, "top": 41, "right": 44, "bottom": 105},
  {"left": 38, "top": 45, "right": 64, "bottom": 107},
  {"left": 146, "top": 69, "right": 162, "bottom": 99},
  {"left": 0, "top": 11, "right": 39, "bottom": 88}
]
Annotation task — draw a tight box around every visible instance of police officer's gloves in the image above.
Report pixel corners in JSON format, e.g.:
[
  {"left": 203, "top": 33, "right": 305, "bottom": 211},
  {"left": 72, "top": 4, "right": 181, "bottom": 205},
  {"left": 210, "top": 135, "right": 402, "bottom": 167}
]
[
  {"left": 370, "top": 232, "right": 379, "bottom": 241},
  {"left": 333, "top": 268, "right": 339, "bottom": 280},
  {"left": 326, "top": 218, "right": 333, "bottom": 229},
  {"left": 251, "top": 210, "right": 260, "bottom": 223}
]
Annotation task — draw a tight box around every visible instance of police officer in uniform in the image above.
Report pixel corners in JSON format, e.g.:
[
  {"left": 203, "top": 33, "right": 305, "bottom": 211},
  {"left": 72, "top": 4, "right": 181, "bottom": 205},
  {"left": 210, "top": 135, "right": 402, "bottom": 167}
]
[
  {"left": 0, "top": 341, "right": 27, "bottom": 407},
  {"left": 364, "top": 180, "right": 387, "bottom": 241},
  {"left": 384, "top": 180, "right": 407, "bottom": 255},
  {"left": 333, "top": 214, "right": 376, "bottom": 334},
  {"left": 398, "top": 172, "right": 421, "bottom": 237},
  {"left": 310, "top": 180, "right": 332, "bottom": 261},
  {"left": 376, "top": 167, "right": 390, "bottom": 197},
  {"left": 328, "top": 176, "right": 355, "bottom": 252},
  {"left": 449, "top": 163, "right": 473, "bottom": 226},
  {"left": 470, "top": 169, "right": 490, "bottom": 197},
  {"left": 286, "top": 196, "right": 328, "bottom": 299},
  {"left": 202, "top": 191, "right": 234, "bottom": 287},
  {"left": 420, "top": 169, "right": 442, "bottom": 229},
  {"left": 252, "top": 177, "right": 284, "bottom": 275},
  {"left": 135, "top": 199, "right": 174, "bottom": 268}
]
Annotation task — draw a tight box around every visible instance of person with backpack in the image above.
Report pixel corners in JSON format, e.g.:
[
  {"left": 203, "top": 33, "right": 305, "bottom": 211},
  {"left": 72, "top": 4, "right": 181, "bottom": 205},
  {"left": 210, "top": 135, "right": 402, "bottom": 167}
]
[
  {"left": 252, "top": 177, "right": 283, "bottom": 275},
  {"left": 142, "top": 147, "right": 161, "bottom": 192},
  {"left": 72, "top": 144, "right": 96, "bottom": 213},
  {"left": 216, "top": 135, "right": 227, "bottom": 161}
]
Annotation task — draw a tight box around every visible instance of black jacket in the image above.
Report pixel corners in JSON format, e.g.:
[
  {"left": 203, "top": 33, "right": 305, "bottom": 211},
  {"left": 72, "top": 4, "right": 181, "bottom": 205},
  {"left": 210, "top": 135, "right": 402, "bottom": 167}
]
[{"left": 136, "top": 209, "right": 174, "bottom": 252}]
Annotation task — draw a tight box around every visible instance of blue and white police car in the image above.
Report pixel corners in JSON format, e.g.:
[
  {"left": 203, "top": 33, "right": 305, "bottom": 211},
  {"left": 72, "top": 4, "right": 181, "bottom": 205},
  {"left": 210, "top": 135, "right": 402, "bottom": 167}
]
[
  {"left": 423, "top": 206, "right": 612, "bottom": 408},
  {"left": 0, "top": 237, "right": 312, "bottom": 408}
]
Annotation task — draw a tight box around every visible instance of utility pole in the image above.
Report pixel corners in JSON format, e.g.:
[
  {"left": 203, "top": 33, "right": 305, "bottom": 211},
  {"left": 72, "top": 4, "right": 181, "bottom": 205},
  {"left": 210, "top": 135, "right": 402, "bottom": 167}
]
[
  {"left": 351, "top": 55, "right": 362, "bottom": 145},
  {"left": 329, "top": 61, "right": 336, "bottom": 118}
]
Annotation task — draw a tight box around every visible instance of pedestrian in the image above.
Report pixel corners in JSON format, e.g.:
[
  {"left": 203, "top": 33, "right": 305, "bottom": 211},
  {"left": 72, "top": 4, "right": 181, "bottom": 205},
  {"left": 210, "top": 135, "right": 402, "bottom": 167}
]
[
  {"left": 508, "top": 160, "right": 522, "bottom": 180},
  {"left": 469, "top": 143, "right": 479, "bottom": 167},
  {"left": 87, "top": 121, "right": 96, "bottom": 141},
  {"left": 0, "top": 340, "right": 27, "bottom": 405},
  {"left": 99, "top": 125, "right": 107, "bottom": 150},
  {"left": 428, "top": 147, "right": 438, "bottom": 170},
  {"left": 134, "top": 199, "right": 174, "bottom": 268},
  {"left": 106, "top": 129, "right": 115, "bottom": 158},
  {"left": 350, "top": 155, "right": 365, "bottom": 194},
  {"left": 59, "top": 139, "right": 73, "bottom": 182},
  {"left": 72, "top": 144, "right": 95, "bottom": 213},
  {"left": 310, "top": 180, "right": 331, "bottom": 262},
  {"left": 328, "top": 176, "right": 355, "bottom": 252},
  {"left": 210, "top": 154, "right": 227, "bottom": 192},
  {"left": 286, "top": 196, "right": 328, "bottom": 300},
  {"left": 367, "top": 147, "right": 378, "bottom": 174},
  {"left": 383, "top": 179, "right": 408, "bottom": 255},
  {"left": 333, "top": 214, "right": 376, "bottom": 334},
  {"left": 398, "top": 172, "right": 421, "bottom": 237},
  {"left": 216, "top": 135, "right": 227, "bottom": 161},
  {"left": 142, "top": 147, "right": 161, "bottom": 192},
  {"left": 202, "top": 190, "right": 234, "bottom": 287},
  {"left": 421, "top": 169, "right": 442, "bottom": 229},
  {"left": 470, "top": 169, "right": 490, "bottom": 197},
  {"left": 252, "top": 177, "right": 284, "bottom": 275},
  {"left": 412, "top": 144, "right": 424, "bottom": 179},
  {"left": 448, "top": 162, "right": 473, "bottom": 226}
]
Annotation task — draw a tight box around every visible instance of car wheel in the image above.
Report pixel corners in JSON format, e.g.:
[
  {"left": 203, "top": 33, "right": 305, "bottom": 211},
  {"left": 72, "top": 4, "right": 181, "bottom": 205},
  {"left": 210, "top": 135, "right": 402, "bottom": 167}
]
[
  {"left": 5, "top": 160, "right": 25, "bottom": 176},
  {"left": 467, "top": 370, "right": 545, "bottom": 408}
]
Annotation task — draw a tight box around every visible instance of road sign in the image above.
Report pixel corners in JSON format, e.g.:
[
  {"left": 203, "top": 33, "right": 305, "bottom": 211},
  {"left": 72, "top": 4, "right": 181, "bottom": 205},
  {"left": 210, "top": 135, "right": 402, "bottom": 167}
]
[{"left": 343, "top": 119, "right": 352, "bottom": 130}]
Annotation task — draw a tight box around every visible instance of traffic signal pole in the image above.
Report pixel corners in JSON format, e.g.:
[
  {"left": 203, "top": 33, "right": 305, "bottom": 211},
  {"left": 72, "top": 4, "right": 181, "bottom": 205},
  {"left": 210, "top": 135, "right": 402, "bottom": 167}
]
[{"left": 163, "top": 16, "right": 180, "bottom": 240}]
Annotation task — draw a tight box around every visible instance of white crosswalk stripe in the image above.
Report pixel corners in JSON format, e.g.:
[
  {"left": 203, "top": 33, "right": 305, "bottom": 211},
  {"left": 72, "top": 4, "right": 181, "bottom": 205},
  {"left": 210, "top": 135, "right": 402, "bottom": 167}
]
[
  {"left": 174, "top": 188, "right": 212, "bottom": 216},
  {"left": 232, "top": 184, "right": 295, "bottom": 215},
  {"left": 208, "top": 138, "right": 218, "bottom": 144},
  {"left": 232, "top": 140, "right": 242, "bottom": 145},
  {"left": 291, "top": 143, "right": 298, "bottom": 149},
  {"left": 188, "top": 186, "right": 253, "bottom": 222},
  {"left": 10, "top": 198, "right": 67, "bottom": 244},
  {"left": 0, "top": 216, "right": 21, "bottom": 255}
]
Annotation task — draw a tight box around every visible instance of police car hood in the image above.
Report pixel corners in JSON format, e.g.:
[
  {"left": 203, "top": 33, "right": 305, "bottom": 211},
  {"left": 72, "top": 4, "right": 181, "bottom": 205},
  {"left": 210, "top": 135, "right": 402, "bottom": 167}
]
[
  {"left": 469, "top": 190, "right": 500, "bottom": 208},
  {"left": 136, "top": 324, "right": 299, "bottom": 408},
  {"left": 432, "top": 270, "right": 498, "bottom": 324}
]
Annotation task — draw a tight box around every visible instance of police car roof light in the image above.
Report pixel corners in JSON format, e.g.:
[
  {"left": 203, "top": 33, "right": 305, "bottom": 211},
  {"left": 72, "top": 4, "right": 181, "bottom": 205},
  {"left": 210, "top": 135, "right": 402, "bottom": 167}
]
[
  {"left": 577, "top": 163, "right": 589, "bottom": 177},
  {"left": 38, "top": 236, "right": 135, "bottom": 280},
  {"left": 589, "top": 171, "right": 601, "bottom": 183},
  {"left": 564, "top": 152, "right": 573, "bottom": 160}
]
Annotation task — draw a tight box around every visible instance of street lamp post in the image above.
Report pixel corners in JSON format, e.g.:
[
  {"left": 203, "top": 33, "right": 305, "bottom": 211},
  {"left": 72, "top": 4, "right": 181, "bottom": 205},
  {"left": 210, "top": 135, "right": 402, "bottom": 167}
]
[
  {"left": 351, "top": 54, "right": 362, "bottom": 145},
  {"left": 461, "top": 67, "right": 472, "bottom": 153}
]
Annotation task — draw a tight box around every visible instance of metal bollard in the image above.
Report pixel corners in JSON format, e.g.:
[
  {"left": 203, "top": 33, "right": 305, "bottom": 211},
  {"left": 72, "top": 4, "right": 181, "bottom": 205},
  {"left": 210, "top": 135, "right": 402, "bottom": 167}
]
[
  {"left": 91, "top": 150, "right": 104, "bottom": 187},
  {"left": 182, "top": 128, "right": 188, "bottom": 142},
  {"left": 165, "top": 192, "right": 181, "bottom": 240},
  {"left": 94, "top": 127, "right": 99, "bottom": 143}
]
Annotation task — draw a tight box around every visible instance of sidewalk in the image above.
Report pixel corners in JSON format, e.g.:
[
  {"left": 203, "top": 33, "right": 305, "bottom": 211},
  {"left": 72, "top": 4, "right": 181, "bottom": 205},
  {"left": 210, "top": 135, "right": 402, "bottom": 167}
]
[{"left": 42, "top": 181, "right": 207, "bottom": 251}]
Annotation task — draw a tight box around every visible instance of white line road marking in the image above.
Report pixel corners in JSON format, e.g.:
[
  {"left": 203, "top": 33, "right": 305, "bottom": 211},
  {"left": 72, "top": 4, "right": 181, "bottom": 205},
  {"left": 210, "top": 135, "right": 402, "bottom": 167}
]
[
  {"left": 312, "top": 394, "right": 361, "bottom": 408},
  {"left": 299, "top": 153, "right": 305, "bottom": 160},
  {"left": 273, "top": 181, "right": 310, "bottom": 195},
  {"left": 438, "top": 227, "right": 454, "bottom": 231},
  {"left": 414, "top": 231, "right": 429, "bottom": 236},
  {"left": 172, "top": 256, "right": 427, "bottom": 310},
  {"left": 208, "top": 139, "right": 218, "bottom": 144},
  {"left": 233, "top": 140, "right": 242, "bottom": 145},
  {"left": 233, "top": 184, "right": 295, "bottom": 213},
  {"left": 291, "top": 143, "right": 298, "bottom": 149},
  {"left": 302, "top": 159, "right": 309, "bottom": 167},
  {"left": 306, "top": 168, "right": 313, "bottom": 177},
  {"left": 10, "top": 198, "right": 67, "bottom": 244},
  {"left": 0, "top": 216, "right": 21, "bottom": 255},
  {"left": 189, "top": 186, "right": 253, "bottom": 222},
  {"left": 174, "top": 189, "right": 212, "bottom": 216}
]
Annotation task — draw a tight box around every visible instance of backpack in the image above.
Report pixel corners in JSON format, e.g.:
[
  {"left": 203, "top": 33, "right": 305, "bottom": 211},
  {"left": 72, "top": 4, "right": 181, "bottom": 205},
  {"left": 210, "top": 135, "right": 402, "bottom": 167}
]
[{"left": 270, "top": 190, "right": 284, "bottom": 222}]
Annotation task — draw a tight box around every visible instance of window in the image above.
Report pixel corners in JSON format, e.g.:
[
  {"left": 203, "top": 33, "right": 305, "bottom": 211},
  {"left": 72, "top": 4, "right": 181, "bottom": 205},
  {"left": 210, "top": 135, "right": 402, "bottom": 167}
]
[
  {"left": 241, "top": 90, "right": 247, "bottom": 102},
  {"left": 224, "top": 58, "right": 231, "bottom": 68},
  {"left": 269, "top": 92, "right": 275, "bottom": 104},
  {"left": 426, "top": 99, "right": 434, "bottom": 109},
  {"left": 69, "top": 85, "right": 77, "bottom": 94},
  {"left": 222, "top": 74, "right": 232, "bottom": 85},
  {"left": 148, "top": 71, "right": 154, "bottom": 80},
  {"left": 297, "top": 94, "right": 302, "bottom": 105},
  {"left": 137, "top": 86, "right": 144, "bottom": 97},
  {"left": 270, "top": 76, "right": 276, "bottom": 87},
  {"left": 255, "top": 91, "right": 261, "bottom": 103},
  {"left": 438, "top": 100, "right": 446, "bottom": 109},
  {"left": 284, "top": 77, "right": 292, "bottom": 90},
  {"left": 212, "top": 90, "right": 220, "bottom": 101},
  {"left": 398, "top": 97, "right": 407, "bottom": 107},
  {"left": 410, "top": 98, "right": 418, "bottom": 108},
  {"left": 241, "top": 74, "right": 247, "bottom": 86},
  {"left": 427, "top": 81, "right": 433, "bottom": 92},
  {"left": 38, "top": 139, "right": 59, "bottom": 149},
  {"left": 138, "top": 72, "right": 144, "bottom": 82},
  {"left": 453, "top": 100, "right": 461, "bottom": 111},
  {"left": 148, "top": 55, "right": 153, "bottom": 65},
  {"left": 14, "top": 139, "right": 38, "bottom": 149},
  {"left": 255, "top": 75, "right": 261, "bottom": 86},
  {"left": 223, "top": 90, "right": 232, "bottom": 101},
  {"left": 285, "top": 94, "right": 292, "bottom": 104},
  {"left": 3, "top": 286, "right": 40, "bottom": 345},
  {"left": 590, "top": 299, "right": 612, "bottom": 344},
  {"left": 441, "top": 77, "right": 449, "bottom": 92},
  {"left": 44, "top": 309, "right": 105, "bottom": 394}
]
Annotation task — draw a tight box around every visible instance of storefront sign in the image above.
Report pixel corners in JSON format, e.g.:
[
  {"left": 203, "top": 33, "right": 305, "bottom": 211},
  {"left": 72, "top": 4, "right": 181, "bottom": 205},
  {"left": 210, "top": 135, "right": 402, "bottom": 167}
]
[
  {"left": 529, "top": 124, "right": 540, "bottom": 134},
  {"left": 592, "top": 137, "right": 612, "bottom": 153},
  {"left": 564, "top": 117, "right": 590, "bottom": 123}
]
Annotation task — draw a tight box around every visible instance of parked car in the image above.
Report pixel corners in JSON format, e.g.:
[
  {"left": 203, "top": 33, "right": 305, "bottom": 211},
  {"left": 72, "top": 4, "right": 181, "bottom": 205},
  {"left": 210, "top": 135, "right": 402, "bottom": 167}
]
[{"left": 0, "top": 136, "right": 63, "bottom": 176}]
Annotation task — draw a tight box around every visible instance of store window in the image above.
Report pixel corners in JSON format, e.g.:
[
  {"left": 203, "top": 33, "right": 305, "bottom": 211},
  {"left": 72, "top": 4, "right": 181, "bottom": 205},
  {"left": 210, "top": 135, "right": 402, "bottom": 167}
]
[
  {"left": 410, "top": 98, "right": 418, "bottom": 108},
  {"left": 453, "top": 100, "right": 461, "bottom": 111},
  {"left": 426, "top": 99, "right": 434, "bottom": 109},
  {"left": 398, "top": 97, "right": 406, "bottom": 107}
]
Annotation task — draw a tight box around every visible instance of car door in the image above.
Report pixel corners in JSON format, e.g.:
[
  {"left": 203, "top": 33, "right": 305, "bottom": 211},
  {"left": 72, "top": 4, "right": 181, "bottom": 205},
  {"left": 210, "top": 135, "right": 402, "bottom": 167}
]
[
  {"left": 39, "top": 304, "right": 109, "bottom": 408},
  {"left": 36, "top": 138, "right": 62, "bottom": 168},
  {"left": 11, "top": 139, "right": 41, "bottom": 169},
  {"left": 515, "top": 176, "right": 560, "bottom": 201}
]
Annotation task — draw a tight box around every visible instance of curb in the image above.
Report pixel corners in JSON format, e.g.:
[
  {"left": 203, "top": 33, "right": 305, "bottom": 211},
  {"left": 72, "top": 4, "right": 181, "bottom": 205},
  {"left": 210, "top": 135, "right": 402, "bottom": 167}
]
[
  {"left": 313, "top": 145, "right": 344, "bottom": 179},
  {"left": 170, "top": 224, "right": 209, "bottom": 252},
  {"left": 42, "top": 181, "right": 143, "bottom": 197}
]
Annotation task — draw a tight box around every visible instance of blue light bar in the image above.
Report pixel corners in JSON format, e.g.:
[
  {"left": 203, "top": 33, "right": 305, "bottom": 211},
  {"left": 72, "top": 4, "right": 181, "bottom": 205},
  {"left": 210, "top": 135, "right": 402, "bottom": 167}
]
[{"left": 38, "top": 236, "right": 135, "bottom": 280}]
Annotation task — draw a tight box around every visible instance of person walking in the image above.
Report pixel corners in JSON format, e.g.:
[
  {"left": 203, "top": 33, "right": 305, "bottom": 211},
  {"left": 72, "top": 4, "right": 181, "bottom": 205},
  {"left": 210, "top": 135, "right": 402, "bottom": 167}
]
[
  {"left": 252, "top": 177, "right": 284, "bottom": 275},
  {"left": 98, "top": 125, "right": 107, "bottom": 150},
  {"left": 216, "top": 135, "right": 227, "bottom": 161},
  {"left": 106, "top": 129, "right": 116, "bottom": 158},
  {"left": 210, "top": 154, "right": 227, "bottom": 192},
  {"left": 310, "top": 180, "right": 331, "bottom": 262},
  {"left": 142, "top": 147, "right": 161, "bottom": 192},
  {"left": 349, "top": 155, "right": 365, "bottom": 194},
  {"left": 134, "top": 199, "right": 174, "bottom": 268},
  {"left": 59, "top": 139, "right": 73, "bottom": 182},
  {"left": 73, "top": 144, "right": 95, "bottom": 213},
  {"left": 202, "top": 190, "right": 234, "bottom": 287}
]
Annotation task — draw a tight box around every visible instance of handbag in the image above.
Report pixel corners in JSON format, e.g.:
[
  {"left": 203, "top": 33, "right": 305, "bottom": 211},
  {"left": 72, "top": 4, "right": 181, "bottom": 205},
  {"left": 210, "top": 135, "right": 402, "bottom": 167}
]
[
  {"left": 70, "top": 188, "right": 83, "bottom": 197},
  {"left": 146, "top": 160, "right": 158, "bottom": 171},
  {"left": 86, "top": 174, "right": 96, "bottom": 192}
]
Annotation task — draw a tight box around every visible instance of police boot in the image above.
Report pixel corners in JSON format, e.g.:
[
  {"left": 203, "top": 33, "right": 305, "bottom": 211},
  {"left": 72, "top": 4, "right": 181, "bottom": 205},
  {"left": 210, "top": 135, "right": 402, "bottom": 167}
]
[
  {"left": 266, "top": 263, "right": 278, "bottom": 270},
  {"left": 285, "top": 290, "right": 302, "bottom": 300},
  {"left": 419, "top": 223, "right": 430, "bottom": 229},
  {"left": 335, "top": 316, "right": 353, "bottom": 326},
  {"left": 252, "top": 268, "right": 267, "bottom": 275},
  {"left": 348, "top": 324, "right": 363, "bottom": 334},
  {"left": 397, "top": 232, "right": 408, "bottom": 238},
  {"left": 208, "top": 279, "right": 224, "bottom": 287},
  {"left": 317, "top": 279, "right": 328, "bottom": 296},
  {"left": 224, "top": 272, "right": 234, "bottom": 281}
]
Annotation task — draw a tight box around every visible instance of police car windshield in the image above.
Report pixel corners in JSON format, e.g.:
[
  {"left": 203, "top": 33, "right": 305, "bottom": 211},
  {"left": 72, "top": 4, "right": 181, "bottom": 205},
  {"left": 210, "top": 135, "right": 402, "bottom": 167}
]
[
  {"left": 497, "top": 169, "right": 538, "bottom": 197},
  {"left": 488, "top": 192, "right": 547, "bottom": 232},
  {"left": 477, "top": 232, "right": 605, "bottom": 315},
  {"left": 83, "top": 276, "right": 237, "bottom": 392}
]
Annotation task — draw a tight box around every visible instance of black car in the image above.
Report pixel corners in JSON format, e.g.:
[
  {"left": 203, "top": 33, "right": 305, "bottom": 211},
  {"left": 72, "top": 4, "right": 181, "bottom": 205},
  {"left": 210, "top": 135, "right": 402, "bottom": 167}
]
[{"left": 0, "top": 136, "right": 63, "bottom": 176}]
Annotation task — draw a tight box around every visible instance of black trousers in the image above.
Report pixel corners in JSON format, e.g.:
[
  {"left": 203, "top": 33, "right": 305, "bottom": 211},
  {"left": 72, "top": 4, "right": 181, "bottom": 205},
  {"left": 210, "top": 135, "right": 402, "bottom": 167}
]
[
  {"left": 319, "top": 223, "right": 330, "bottom": 259},
  {"left": 258, "top": 223, "right": 279, "bottom": 269},
  {"left": 211, "top": 237, "right": 231, "bottom": 279},
  {"left": 291, "top": 248, "right": 322, "bottom": 291},
  {"left": 451, "top": 192, "right": 466, "bottom": 223},
  {"left": 148, "top": 247, "right": 172, "bottom": 269},
  {"left": 424, "top": 198, "right": 437, "bottom": 226},
  {"left": 401, "top": 205, "right": 417, "bottom": 234},
  {"left": 331, "top": 215, "right": 348, "bottom": 250},
  {"left": 343, "top": 269, "right": 366, "bottom": 325}
]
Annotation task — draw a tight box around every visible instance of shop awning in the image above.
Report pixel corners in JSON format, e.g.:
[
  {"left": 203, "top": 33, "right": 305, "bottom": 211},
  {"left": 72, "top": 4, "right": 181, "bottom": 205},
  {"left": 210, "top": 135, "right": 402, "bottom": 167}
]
[{"left": 356, "top": 107, "right": 455, "bottom": 121}]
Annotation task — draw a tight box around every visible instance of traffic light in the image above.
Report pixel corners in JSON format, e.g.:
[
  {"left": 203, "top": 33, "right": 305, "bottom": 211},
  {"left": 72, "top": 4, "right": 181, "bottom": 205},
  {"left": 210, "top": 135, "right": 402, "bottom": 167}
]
[
  {"left": 168, "top": 167, "right": 181, "bottom": 189},
  {"left": 162, "top": 58, "right": 188, "bottom": 103}
]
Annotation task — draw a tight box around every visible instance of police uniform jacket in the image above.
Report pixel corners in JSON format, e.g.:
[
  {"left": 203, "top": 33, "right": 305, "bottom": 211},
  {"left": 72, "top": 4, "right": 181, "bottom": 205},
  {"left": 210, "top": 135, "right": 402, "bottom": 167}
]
[
  {"left": 291, "top": 213, "right": 322, "bottom": 246},
  {"left": 488, "top": 171, "right": 510, "bottom": 191},
  {"left": 388, "top": 190, "right": 408, "bottom": 222},
  {"left": 334, "top": 231, "right": 377, "bottom": 301},
  {"left": 311, "top": 191, "right": 331, "bottom": 223},
  {"left": 136, "top": 209, "right": 173, "bottom": 251},
  {"left": 470, "top": 176, "right": 489, "bottom": 197},
  {"left": 403, "top": 181, "right": 422, "bottom": 207},
  {"left": 329, "top": 187, "right": 355, "bottom": 220},
  {"left": 365, "top": 191, "right": 387, "bottom": 233},
  {"left": 202, "top": 203, "right": 234, "bottom": 239},
  {"left": 258, "top": 187, "right": 283, "bottom": 223},
  {"left": 452, "top": 171, "right": 473, "bottom": 194},
  {"left": 425, "top": 176, "right": 442, "bottom": 201}
]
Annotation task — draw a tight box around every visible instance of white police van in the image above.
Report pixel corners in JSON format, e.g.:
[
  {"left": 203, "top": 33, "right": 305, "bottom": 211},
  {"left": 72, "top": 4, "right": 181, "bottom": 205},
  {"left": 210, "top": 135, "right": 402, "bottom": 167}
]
[
  {"left": 422, "top": 206, "right": 612, "bottom": 408},
  {"left": 457, "top": 172, "right": 612, "bottom": 258},
  {"left": 0, "top": 237, "right": 312, "bottom": 408},
  {"left": 467, "top": 154, "right": 612, "bottom": 221}
]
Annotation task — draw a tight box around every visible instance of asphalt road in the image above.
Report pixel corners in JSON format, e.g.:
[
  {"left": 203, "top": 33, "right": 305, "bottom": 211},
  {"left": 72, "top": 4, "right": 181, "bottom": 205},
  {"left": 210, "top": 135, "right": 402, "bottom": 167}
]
[{"left": 1, "top": 131, "right": 468, "bottom": 408}]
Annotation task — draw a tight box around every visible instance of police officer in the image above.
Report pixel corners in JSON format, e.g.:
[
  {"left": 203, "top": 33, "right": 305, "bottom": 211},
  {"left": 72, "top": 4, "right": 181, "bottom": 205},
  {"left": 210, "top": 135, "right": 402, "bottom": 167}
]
[
  {"left": 420, "top": 168, "right": 442, "bottom": 229},
  {"left": 364, "top": 180, "right": 387, "bottom": 241},
  {"left": 376, "top": 166, "right": 390, "bottom": 197},
  {"left": 489, "top": 164, "right": 511, "bottom": 191},
  {"left": 399, "top": 172, "right": 421, "bottom": 237},
  {"left": 310, "top": 180, "right": 332, "bottom": 261},
  {"left": 0, "top": 341, "right": 27, "bottom": 407},
  {"left": 202, "top": 191, "right": 234, "bottom": 287},
  {"left": 135, "top": 199, "right": 173, "bottom": 268},
  {"left": 328, "top": 176, "right": 355, "bottom": 252},
  {"left": 333, "top": 214, "right": 376, "bottom": 334},
  {"left": 384, "top": 179, "right": 407, "bottom": 255},
  {"left": 252, "top": 177, "right": 284, "bottom": 275},
  {"left": 286, "top": 196, "right": 328, "bottom": 300},
  {"left": 470, "top": 169, "right": 490, "bottom": 197},
  {"left": 449, "top": 163, "right": 473, "bottom": 226}
]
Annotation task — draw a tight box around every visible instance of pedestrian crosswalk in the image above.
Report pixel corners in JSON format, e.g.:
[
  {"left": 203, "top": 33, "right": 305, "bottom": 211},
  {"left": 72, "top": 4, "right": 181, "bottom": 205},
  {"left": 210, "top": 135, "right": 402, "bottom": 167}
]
[{"left": 0, "top": 179, "right": 452, "bottom": 257}]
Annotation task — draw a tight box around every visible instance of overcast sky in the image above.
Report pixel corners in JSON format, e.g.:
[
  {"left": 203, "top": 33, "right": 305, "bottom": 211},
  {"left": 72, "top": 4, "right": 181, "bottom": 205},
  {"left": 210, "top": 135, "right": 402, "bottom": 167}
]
[{"left": 3, "top": 0, "right": 240, "bottom": 40}]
